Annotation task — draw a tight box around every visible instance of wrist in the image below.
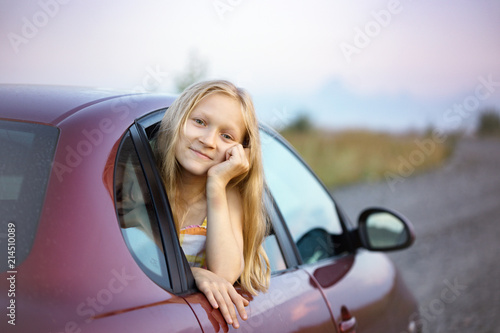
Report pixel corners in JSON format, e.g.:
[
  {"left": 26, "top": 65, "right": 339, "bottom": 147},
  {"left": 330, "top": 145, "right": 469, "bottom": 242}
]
[{"left": 206, "top": 176, "right": 227, "bottom": 194}]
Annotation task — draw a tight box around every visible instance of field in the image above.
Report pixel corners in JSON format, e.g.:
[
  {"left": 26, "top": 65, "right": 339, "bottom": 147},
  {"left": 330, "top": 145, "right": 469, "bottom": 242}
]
[
  {"left": 279, "top": 128, "right": 457, "bottom": 189},
  {"left": 332, "top": 138, "right": 500, "bottom": 332}
]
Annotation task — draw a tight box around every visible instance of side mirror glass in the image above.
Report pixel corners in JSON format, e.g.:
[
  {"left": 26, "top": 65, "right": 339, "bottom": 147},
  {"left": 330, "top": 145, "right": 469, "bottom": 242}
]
[{"left": 358, "top": 208, "right": 415, "bottom": 251}]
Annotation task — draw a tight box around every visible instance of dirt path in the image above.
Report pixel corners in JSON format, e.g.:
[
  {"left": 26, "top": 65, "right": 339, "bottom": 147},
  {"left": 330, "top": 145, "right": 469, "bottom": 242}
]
[{"left": 331, "top": 138, "right": 500, "bottom": 333}]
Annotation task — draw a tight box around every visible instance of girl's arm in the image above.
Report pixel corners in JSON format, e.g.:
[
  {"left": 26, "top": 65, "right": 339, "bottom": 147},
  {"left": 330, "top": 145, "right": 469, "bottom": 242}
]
[
  {"left": 205, "top": 143, "right": 249, "bottom": 281},
  {"left": 206, "top": 184, "right": 244, "bottom": 282},
  {"left": 197, "top": 143, "right": 250, "bottom": 329}
]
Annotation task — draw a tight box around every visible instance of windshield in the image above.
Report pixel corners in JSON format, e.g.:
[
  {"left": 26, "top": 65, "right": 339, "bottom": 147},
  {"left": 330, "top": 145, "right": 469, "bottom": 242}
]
[{"left": 0, "top": 120, "right": 59, "bottom": 271}]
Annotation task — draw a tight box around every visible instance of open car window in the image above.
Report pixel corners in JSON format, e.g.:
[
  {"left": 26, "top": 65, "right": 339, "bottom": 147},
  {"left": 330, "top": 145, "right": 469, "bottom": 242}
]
[
  {"left": 114, "top": 132, "right": 171, "bottom": 289},
  {"left": 121, "top": 109, "right": 297, "bottom": 283},
  {"left": 130, "top": 109, "right": 196, "bottom": 293}
]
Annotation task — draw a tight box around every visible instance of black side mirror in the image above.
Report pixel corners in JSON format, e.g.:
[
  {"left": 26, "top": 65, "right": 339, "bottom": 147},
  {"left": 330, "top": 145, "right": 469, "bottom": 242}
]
[{"left": 357, "top": 207, "right": 415, "bottom": 252}]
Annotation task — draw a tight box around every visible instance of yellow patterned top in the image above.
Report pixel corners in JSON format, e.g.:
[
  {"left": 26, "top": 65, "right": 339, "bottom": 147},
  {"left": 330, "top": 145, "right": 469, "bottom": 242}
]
[{"left": 179, "top": 218, "right": 207, "bottom": 269}]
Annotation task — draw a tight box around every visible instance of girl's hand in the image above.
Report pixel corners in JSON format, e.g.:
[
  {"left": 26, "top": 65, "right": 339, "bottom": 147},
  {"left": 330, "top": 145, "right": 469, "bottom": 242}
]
[
  {"left": 192, "top": 267, "right": 249, "bottom": 329},
  {"left": 207, "top": 144, "right": 250, "bottom": 188}
]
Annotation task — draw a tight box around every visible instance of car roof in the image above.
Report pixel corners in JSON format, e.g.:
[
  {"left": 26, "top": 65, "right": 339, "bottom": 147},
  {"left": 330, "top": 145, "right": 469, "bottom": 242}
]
[
  {"left": 0, "top": 84, "right": 277, "bottom": 135},
  {"left": 0, "top": 84, "right": 153, "bottom": 126}
]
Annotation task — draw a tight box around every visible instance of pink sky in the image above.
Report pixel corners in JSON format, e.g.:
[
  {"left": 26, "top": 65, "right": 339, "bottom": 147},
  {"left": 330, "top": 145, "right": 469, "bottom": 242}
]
[{"left": 1, "top": 0, "right": 499, "bottom": 130}]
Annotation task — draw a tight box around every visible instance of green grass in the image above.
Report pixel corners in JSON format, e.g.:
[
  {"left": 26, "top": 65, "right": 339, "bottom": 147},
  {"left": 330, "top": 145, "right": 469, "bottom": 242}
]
[{"left": 280, "top": 128, "right": 456, "bottom": 189}]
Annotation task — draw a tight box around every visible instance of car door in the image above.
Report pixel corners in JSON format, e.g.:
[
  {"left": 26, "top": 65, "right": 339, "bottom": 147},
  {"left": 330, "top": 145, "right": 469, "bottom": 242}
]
[
  {"left": 259, "top": 128, "right": 420, "bottom": 333},
  {"left": 111, "top": 127, "right": 203, "bottom": 333},
  {"left": 126, "top": 110, "right": 338, "bottom": 332},
  {"left": 184, "top": 196, "right": 339, "bottom": 333}
]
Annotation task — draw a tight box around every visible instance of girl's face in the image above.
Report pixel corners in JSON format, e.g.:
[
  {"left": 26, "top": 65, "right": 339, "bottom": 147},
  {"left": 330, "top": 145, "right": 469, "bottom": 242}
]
[{"left": 175, "top": 93, "right": 247, "bottom": 177}]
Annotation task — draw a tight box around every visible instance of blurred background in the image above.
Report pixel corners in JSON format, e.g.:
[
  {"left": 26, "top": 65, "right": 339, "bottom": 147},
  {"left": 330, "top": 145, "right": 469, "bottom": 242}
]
[
  {"left": 1, "top": 0, "right": 499, "bottom": 187},
  {"left": 1, "top": 0, "right": 499, "bottom": 331}
]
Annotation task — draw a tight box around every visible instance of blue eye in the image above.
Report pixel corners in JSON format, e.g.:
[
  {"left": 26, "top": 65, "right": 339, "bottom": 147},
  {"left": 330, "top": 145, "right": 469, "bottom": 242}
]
[
  {"left": 194, "top": 119, "right": 205, "bottom": 125},
  {"left": 221, "top": 133, "right": 234, "bottom": 140}
]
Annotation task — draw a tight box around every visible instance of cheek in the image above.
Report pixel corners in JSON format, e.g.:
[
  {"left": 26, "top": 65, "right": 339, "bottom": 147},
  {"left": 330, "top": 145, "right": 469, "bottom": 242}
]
[
  {"left": 174, "top": 133, "right": 190, "bottom": 154},
  {"left": 176, "top": 123, "right": 191, "bottom": 143},
  {"left": 178, "top": 130, "right": 188, "bottom": 144},
  {"left": 173, "top": 141, "right": 181, "bottom": 159},
  {"left": 182, "top": 122, "right": 199, "bottom": 141}
]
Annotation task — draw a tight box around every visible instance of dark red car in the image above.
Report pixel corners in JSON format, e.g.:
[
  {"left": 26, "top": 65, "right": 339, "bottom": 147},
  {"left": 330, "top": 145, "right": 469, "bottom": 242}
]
[{"left": 0, "top": 85, "right": 421, "bottom": 332}]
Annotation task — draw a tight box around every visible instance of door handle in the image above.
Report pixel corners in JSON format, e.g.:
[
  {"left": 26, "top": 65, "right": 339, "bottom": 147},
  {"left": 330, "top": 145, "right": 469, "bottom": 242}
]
[{"left": 339, "top": 306, "right": 357, "bottom": 333}]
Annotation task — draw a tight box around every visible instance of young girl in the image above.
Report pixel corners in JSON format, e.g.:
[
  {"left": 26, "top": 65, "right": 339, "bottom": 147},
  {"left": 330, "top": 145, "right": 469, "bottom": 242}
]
[{"left": 156, "top": 80, "right": 270, "bottom": 329}]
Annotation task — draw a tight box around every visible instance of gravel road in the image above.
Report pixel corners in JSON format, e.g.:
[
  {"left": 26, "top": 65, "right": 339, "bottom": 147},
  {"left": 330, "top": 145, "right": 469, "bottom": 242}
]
[{"left": 331, "top": 138, "right": 500, "bottom": 333}]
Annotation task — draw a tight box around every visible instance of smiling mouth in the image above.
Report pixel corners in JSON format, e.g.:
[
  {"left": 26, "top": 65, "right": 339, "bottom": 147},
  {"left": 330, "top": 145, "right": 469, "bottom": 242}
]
[{"left": 190, "top": 148, "right": 212, "bottom": 160}]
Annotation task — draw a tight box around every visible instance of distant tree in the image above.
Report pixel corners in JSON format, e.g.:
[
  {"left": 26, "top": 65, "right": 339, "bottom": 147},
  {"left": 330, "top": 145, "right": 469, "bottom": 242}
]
[
  {"left": 476, "top": 109, "right": 500, "bottom": 137},
  {"left": 282, "top": 113, "right": 313, "bottom": 133},
  {"left": 174, "top": 50, "right": 208, "bottom": 93}
]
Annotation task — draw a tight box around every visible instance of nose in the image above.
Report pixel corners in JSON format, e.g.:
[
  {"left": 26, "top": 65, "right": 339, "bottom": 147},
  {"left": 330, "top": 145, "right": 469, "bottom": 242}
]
[{"left": 199, "top": 129, "right": 217, "bottom": 148}]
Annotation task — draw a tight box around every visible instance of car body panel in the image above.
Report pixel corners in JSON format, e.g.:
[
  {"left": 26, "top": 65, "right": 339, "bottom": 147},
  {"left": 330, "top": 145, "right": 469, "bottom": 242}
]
[
  {"left": 0, "top": 85, "right": 419, "bottom": 332},
  {"left": 1, "top": 86, "right": 193, "bottom": 332},
  {"left": 303, "top": 251, "right": 419, "bottom": 332},
  {"left": 0, "top": 85, "right": 127, "bottom": 125},
  {"left": 187, "top": 268, "right": 338, "bottom": 332}
]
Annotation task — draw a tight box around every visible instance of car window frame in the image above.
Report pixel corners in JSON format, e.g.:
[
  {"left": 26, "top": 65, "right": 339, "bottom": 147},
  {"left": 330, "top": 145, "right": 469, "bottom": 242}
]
[
  {"left": 118, "top": 109, "right": 356, "bottom": 295},
  {"left": 127, "top": 110, "right": 300, "bottom": 282},
  {"left": 121, "top": 109, "right": 196, "bottom": 294}
]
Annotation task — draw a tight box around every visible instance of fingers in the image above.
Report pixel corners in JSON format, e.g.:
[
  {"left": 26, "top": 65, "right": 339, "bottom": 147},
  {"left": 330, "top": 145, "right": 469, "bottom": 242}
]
[
  {"left": 232, "top": 293, "right": 248, "bottom": 323},
  {"left": 227, "top": 144, "right": 249, "bottom": 170},
  {"left": 212, "top": 285, "right": 249, "bottom": 329},
  {"left": 201, "top": 287, "right": 220, "bottom": 310},
  {"left": 207, "top": 144, "right": 248, "bottom": 185},
  {"left": 210, "top": 307, "right": 229, "bottom": 333},
  {"left": 228, "top": 286, "right": 248, "bottom": 321},
  {"left": 194, "top": 270, "right": 249, "bottom": 329},
  {"left": 209, "top": 288, "right": 234, "bottom": 327}
]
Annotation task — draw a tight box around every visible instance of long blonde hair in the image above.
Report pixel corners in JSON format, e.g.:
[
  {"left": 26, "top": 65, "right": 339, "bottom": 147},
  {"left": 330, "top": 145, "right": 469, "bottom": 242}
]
[{"left": 156, "top": 80, "right": 270, "bottom": 295}]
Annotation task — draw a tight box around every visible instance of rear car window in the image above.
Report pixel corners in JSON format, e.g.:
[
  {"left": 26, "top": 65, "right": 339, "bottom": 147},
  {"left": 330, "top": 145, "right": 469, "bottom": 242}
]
[{"left": 0, "top": 120, "right": 59, "bottom": 272}]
